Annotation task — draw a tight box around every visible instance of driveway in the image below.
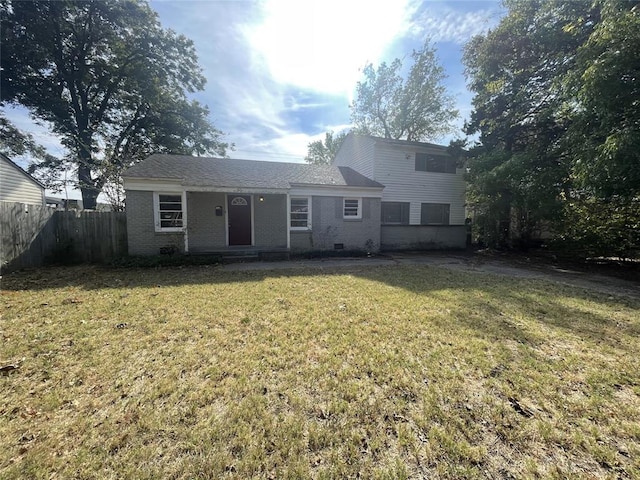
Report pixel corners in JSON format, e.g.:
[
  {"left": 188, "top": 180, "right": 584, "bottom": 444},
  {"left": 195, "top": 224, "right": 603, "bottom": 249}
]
[{"left": 222, "top": 252, "right": 640, "bottom": 298}]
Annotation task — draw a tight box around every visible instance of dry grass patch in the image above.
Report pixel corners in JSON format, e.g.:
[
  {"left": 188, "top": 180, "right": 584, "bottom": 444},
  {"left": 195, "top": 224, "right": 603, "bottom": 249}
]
[{"left": 1, "top": 264, "right": 639, "bottom": 479}]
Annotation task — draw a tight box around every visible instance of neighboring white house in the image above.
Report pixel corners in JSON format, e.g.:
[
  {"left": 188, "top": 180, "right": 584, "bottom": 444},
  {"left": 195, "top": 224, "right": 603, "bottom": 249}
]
[
  {"left": 333, "top": 133, "right": 467, "bottom": 250},
  {"left": 0, "top": 153, "right": 45, "bottom": 206}
]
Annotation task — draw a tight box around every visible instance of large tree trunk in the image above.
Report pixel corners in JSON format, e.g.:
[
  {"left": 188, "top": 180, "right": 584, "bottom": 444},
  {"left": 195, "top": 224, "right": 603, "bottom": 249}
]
[
  {"left": 81, "top": 188, "right": 99, "bottom": 210},
  {"left": 78, "top": 163, "right": 100, "bottom": 210}
]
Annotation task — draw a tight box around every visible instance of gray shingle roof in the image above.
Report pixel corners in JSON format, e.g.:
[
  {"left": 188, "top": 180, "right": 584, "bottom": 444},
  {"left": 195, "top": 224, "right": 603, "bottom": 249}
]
[{"left": 123, "top": 154, "right": 384, "bottom": 189}]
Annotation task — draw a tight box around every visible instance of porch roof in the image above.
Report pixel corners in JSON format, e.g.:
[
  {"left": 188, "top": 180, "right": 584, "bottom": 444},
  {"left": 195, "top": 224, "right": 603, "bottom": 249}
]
[{"left": 123, "top": 154, "right": 384, "bottom": 190}]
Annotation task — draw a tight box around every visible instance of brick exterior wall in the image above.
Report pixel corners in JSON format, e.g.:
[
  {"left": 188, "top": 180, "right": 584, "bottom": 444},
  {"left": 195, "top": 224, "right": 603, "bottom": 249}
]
[
  {"left": 290, "top": 231, "right": 313, "bottom": 251},
  {"left": 127, "top": 190, "right": 381, "bottom": 255},
  {"left": 290, "top": 196, "right": 381, "bottom": 253},
  {"left": 380, "top": 225, "right": 466, "bottom": 250},
  {"left": 254, "top": 194, "right": 288, "bottom": 248},
  {"left": 126, "top": 190, "right": 185, "bottom": 255},
  {"left": 187, "top": 192, "right": 226, "bottom": 252}
]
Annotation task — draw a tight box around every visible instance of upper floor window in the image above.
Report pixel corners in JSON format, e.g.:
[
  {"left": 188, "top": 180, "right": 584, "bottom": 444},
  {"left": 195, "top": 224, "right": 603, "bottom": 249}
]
[
  {"left": 415, "top": 153, "right": 456, "bottom": 174},
  {"left": 343, "top": 198, "right": 362, "bottom": 219},
  {"left": 154, "top": 192, "right": 184, "bottom": 232},
  {"left": 290, "top": 197, "right": 311, "bottom": 229},
  {"left": 421, "top": 203, "right": 450, "bottom": 225},
  {"left": 381, "top": 202, "right": 410, "bottom": 225}
]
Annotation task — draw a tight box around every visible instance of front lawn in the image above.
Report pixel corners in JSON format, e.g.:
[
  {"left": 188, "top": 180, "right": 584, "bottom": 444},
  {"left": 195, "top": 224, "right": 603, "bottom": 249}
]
[{"left": 1, "top": 264, "right": 639, "bottom": 479}]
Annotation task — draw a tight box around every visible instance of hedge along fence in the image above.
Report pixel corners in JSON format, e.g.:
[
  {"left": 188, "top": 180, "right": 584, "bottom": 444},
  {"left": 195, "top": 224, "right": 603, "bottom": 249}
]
[{"left": 1, "top": 202, "right": 127, "bottom": 273}]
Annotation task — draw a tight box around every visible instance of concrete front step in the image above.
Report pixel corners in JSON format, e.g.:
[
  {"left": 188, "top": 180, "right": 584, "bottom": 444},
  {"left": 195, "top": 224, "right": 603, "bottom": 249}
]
[{"left": 190, "top": 249, "right": 290, "bottom": 263}]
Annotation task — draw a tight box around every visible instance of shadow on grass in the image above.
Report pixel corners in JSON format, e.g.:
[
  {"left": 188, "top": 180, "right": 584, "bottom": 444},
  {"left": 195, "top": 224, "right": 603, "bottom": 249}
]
[{"left": 2, "top": 263, "right": 638, "bottom": 352}]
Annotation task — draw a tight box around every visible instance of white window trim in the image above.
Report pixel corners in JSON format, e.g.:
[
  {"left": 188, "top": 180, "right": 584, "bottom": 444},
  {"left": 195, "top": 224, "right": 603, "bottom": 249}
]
[
  {"left": 289, "top": 196, "right": 312, "bottom": 230},
  {"left": 343, "top": 197, "right": 362, "bottom": 220},
  {"left": 153, "top": 191, "right": 186, "bottom": 233}
]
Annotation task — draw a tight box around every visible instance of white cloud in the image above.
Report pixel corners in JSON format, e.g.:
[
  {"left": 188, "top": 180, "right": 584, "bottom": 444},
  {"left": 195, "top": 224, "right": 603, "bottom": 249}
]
[
  {"left": 408, "top": 4, "right": 502, "bottom": 44},
  {"left": 230, "top": 123, "right": 352, "bottom": 163},
  {"left": 245, "top": 0, "right": 413, "bottom": 95}
]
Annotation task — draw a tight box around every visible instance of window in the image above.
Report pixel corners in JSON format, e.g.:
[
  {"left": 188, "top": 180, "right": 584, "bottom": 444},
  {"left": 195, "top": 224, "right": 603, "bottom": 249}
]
[
  {"left": 381, "top": 202, "right": 410, "bottom": 224},
  {"left": 421, "top": 203, "right": 450, "bottom": 225},
  {"left": 154, "top": 192, "right": 184, "bottom": 232},
  {"left": 290, "top": 197, "right": 311, "bottom": 229},
  {"left": 415, "top": 153, "right": 456, "bottom": 174},
  {"left": 343, "top": 198, "right": 362, "bottom": 219}
]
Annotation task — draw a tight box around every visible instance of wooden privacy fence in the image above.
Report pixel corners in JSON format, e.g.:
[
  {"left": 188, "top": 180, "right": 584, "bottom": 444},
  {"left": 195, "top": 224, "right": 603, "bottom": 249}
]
[{"left": 1, "top": 202, "right": 127, "bottom": 273}]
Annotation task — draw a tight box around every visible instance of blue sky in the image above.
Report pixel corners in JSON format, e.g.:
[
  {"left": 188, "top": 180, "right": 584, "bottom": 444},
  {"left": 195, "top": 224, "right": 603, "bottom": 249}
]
[{"left": 3, "top": 0, "right": 504, "bottom": 196}]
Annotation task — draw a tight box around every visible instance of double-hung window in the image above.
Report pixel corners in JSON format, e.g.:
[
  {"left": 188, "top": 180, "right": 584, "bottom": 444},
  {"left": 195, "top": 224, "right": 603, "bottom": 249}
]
[
  {"left": 290, "top": 197, "right": 311, "bottom": 229},
  {"left": 154, "top": 192, "right": 184, "bottom": 232},
  {"left": 343, "top": 198, "right": 362, "bottom": 219},
  {"left": 415, "top": 153, "right": 457, "bottom": 174},
  {"left": 420, "top": 203, "right": 450, "bottom": 225},
  {"left": 381, "top": 202, "right": 410, "bottom": 224}
]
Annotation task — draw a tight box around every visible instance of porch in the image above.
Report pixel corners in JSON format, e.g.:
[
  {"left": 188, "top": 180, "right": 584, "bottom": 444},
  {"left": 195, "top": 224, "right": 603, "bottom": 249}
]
[{"left": 185, "top": 191, "right": 290, "bottom": 254}]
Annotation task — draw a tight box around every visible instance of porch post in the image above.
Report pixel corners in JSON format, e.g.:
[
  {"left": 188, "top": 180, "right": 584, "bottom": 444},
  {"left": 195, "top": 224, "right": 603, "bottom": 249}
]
[
  {"left": 286, "top": 193, "right": 291, "bottom": 249},
  {"left": 182, "top": 190, "right": 189, "bottom": 253}
]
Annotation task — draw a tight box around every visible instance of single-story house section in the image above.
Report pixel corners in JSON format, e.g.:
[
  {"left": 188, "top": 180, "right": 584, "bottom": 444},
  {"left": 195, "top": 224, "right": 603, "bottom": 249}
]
[{"left": 122, "top": 154, "right": 384, "bottom": 256}]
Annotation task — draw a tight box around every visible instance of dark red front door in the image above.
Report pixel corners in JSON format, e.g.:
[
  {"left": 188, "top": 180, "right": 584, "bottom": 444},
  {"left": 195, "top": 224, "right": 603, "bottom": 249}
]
[{"left": 227, "top": 195, "right": 252, "bottom": 246}]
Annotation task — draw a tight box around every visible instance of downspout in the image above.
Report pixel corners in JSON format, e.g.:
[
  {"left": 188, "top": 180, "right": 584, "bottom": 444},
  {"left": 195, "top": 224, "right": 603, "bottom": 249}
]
[
  {"left": 286, "top": 193, "right": 291, "bottom": 250},
  {"left": 182, "top": 190, "right": 189, "bottom": 253}
]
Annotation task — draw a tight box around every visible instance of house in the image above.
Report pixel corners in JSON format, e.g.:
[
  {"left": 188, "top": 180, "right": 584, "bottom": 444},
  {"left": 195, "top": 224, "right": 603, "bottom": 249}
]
[
  {"left": 0, "top": 153, "right": 46, "bottom": 206},
  {"left": 122, "top": 135, "right": 466, "bottom": 257},
  {"left": 333, "top": 133, "right": 466, "bottom": 250},
  {"left": 122, "top": 155, "right": 384, "bottom": 256}
]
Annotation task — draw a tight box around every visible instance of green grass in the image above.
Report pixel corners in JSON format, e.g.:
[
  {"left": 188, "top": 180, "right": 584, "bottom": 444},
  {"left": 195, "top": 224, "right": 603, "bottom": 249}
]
[{"left": 1, "top": 264, "right": 639, "bottom": 479}]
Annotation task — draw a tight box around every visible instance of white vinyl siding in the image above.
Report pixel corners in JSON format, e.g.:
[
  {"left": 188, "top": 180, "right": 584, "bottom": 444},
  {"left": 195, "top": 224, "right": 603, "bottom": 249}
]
[
  {"left": 0, "top": 157, "right": 45, "bottom": 205},
  {"left": 332, "top": 134, "right": 376, "bottom": 178},
  {"left": 373, "top": 143, "right": 465, "bottom": 225}
]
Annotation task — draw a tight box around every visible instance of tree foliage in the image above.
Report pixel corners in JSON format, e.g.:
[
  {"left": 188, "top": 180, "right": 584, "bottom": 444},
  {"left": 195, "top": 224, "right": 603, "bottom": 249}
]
[
  {"left": 304, "top": 130, "right": 347, "bottom": 165},
  {"left": 350, "top": 41, "right": 458, "bottom": 142},
  {"left": 464, "top": 0, "right": 640, "bottom": 256},
  {"left": 1, "top": 0, "right": 229, "bottom": 209},
  {"left": 0, "top": 115, "right": 50, "bottom": 161},
  {"left": 565, "top": 0, "right": 640, "bottom": 199}
]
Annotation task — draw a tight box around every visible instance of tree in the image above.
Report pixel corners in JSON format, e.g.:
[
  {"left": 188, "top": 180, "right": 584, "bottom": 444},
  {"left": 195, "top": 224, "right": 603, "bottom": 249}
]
[
  {"left": 564, "top": 0, "right": 640, "bottom": 200},
  {"left": 0, "top": 114, "right": 50, "bottom": 160},
  {"left": 350, "top": 40, "right": 458, "bottom": 142},
  {"left": 464, "top": 0, "right": 640, "bottom": 256},
  {"left": 1, "top": 0, "right": 229, "bottom": 209},
  {"left": 463, "top": 0, "right": 592, "bottom": 247},
  {"left": 304, "top": 130, "right": 347, "bottom": 165}
]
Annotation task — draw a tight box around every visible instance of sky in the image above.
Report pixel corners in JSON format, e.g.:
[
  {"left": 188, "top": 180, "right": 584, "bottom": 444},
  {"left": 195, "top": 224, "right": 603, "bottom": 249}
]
[{"left": 3, "top": 0, "right": 505, "bottom": 198}]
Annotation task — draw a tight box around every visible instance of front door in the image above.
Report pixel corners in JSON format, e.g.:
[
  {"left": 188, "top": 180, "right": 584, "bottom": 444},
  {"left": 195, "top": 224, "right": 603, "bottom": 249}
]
[{"left": 227, "top": 195, "right": 252, "bottom": 246}]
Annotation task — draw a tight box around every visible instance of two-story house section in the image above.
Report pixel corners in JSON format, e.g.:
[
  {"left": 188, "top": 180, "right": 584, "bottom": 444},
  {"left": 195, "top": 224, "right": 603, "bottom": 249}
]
[{"left": 333, "top": 133, "right": 466, "bottom": 250}]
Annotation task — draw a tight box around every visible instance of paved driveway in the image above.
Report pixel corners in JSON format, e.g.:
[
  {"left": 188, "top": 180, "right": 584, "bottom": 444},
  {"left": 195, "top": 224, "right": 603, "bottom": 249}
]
[{"left": 222, "top": 252, "right": 640, "bottom": 298}]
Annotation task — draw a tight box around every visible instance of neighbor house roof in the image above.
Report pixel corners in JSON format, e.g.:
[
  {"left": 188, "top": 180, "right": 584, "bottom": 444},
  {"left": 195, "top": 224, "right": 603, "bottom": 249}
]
[{"left": 122, "top": 154, "right": 384, "bottom": 189}]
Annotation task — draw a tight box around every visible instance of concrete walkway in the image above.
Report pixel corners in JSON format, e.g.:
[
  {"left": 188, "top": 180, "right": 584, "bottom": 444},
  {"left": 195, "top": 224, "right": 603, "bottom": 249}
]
[{"left": 221, "top": 252, "right": 640, "bottom": 298}]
